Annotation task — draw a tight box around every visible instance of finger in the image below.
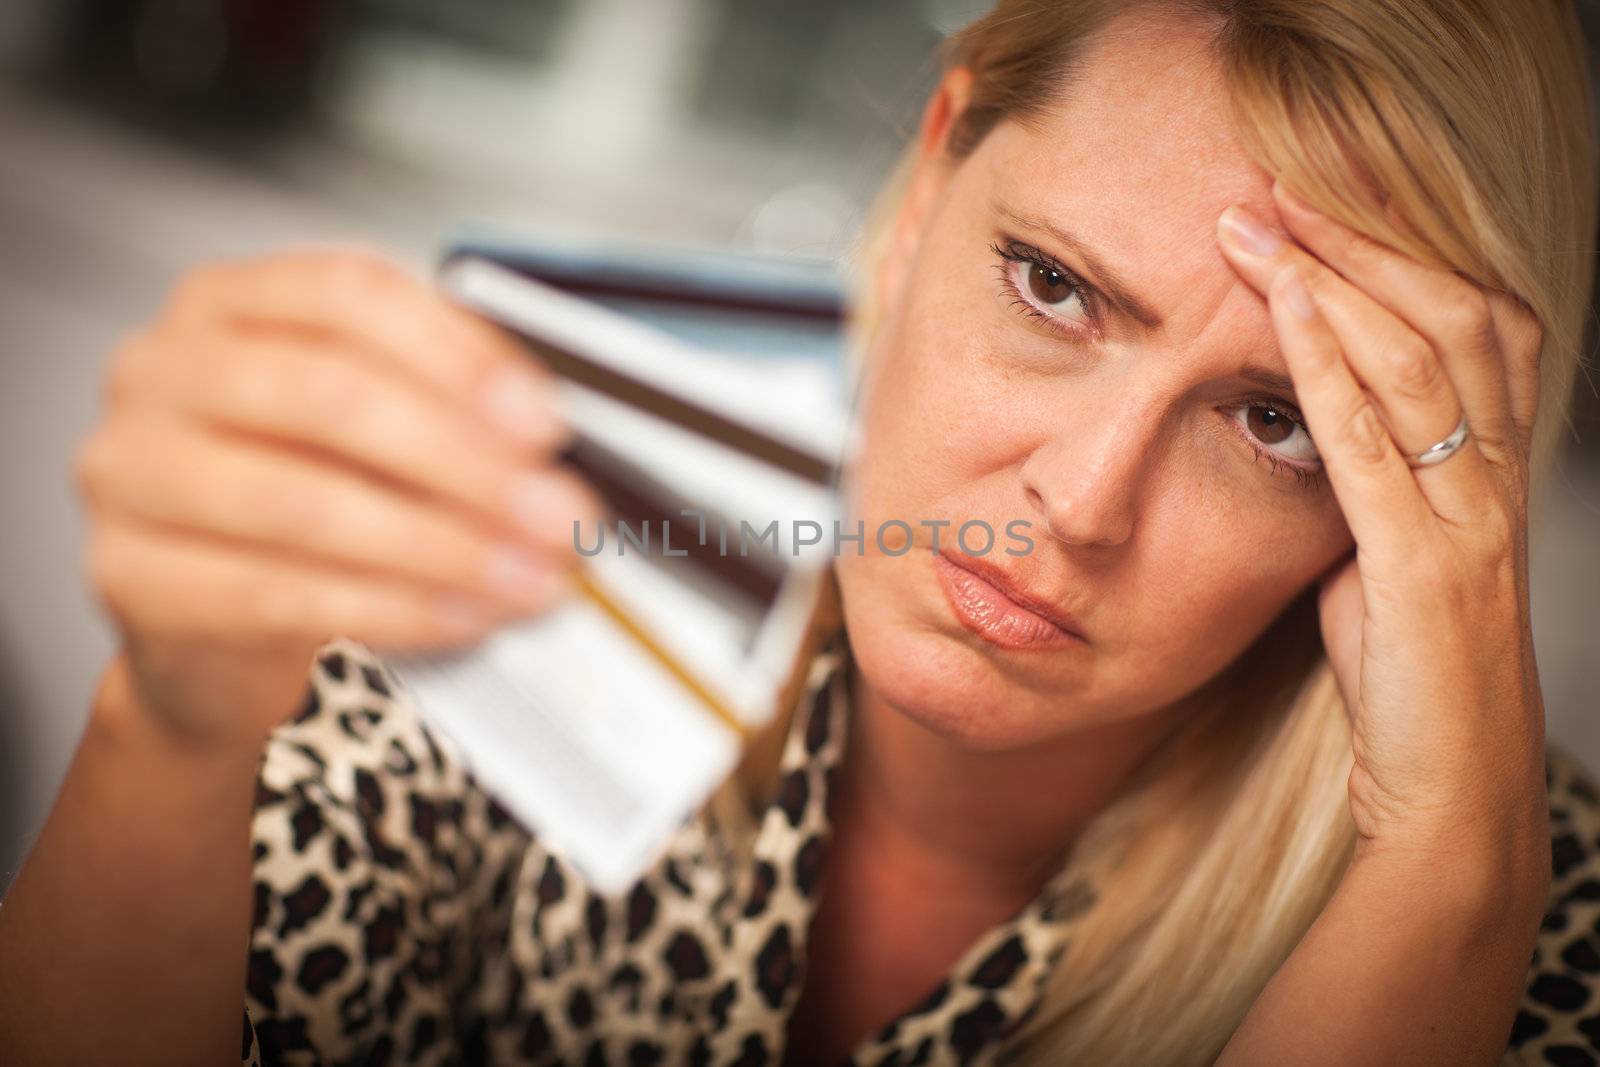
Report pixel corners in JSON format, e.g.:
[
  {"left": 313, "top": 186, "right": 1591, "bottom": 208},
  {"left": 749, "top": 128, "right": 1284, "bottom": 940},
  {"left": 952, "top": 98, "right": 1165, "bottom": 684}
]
[
  {"left": 117, "top": 331, "right": 579, "bottom": 540},
  {"left": 1375, "top": 191, "right": 1544, "bottom": 461},
  {"left": 1260, "top": 263, "right": 1438, "bottom": 562},
  {"left": 1218, "top": 205, "right": 1499, "bottom": 527},
  {"left": 1316, "top": 552, "right": 1364, "bottom": 723},
  {"left": 78, "top": 413, "right": 595, "bottom": 605},
  {"left": 1484, "top": 291, "right": 1546, "bottom": 458},
  {"left": 165, "top": 247, "right": 557, "bottom": 447},
  {"left": 87, "top": 516, "right": 511, "bottom": 653},
  {"left": 1271, "top": 181, "right": 1522, "bottom": 466}
]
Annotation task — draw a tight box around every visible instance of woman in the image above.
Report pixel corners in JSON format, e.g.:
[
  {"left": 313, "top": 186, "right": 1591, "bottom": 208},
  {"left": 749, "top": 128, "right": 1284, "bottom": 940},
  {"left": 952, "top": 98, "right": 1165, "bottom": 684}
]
[{"left": 1, "top": 0, "right": 1597, "bottom": 1064}]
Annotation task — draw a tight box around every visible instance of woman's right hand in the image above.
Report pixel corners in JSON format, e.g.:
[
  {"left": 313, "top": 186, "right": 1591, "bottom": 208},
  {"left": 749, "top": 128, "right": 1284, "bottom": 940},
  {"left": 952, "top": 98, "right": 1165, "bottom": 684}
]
[{"left": 73, "top": 245, "right": 606, "bottom": 752}]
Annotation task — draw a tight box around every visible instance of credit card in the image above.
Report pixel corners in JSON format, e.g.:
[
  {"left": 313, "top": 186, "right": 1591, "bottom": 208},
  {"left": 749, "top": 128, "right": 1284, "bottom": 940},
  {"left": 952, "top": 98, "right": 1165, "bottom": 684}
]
[{"left": 379, "top": 252, "right": 851, "bottom": 894}]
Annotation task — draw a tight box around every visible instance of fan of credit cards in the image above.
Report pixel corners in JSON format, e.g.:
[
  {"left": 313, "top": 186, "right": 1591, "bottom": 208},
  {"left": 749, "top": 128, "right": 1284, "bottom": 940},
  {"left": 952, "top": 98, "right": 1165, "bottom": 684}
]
[{"left": 381, "top": 240, "right": 856, "bottom": 894}]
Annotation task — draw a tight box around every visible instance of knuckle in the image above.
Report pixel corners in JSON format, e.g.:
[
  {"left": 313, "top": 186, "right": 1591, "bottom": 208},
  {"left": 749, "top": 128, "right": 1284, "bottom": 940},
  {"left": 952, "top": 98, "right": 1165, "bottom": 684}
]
[
  {"left": 321, "top": 246, "right": 406, "bottom": 300},
  {"left": 1440, "top": 285, "right": 1495, "bottom": 350},
  {"left": 1466, "top": 540, "right": 1518, "bottom": 601},
  {"left": 235, "top": 346, "right": 316, "bottom": 432},
  {"left": 1483, "top": 480, "right": 1524, "bottom": 531},
  {"left": 167, "top": 263, "right": 228, "bottom": 321},
  {"left": 71, "top": 427, "right": 121, "bottom": 503},
  {"left": 104, "top": 332, "right": 156, "bottom": 409},
  {"left": 1468, "top": 420, "right": 1516, "bottom": 465},
  {"left": 1386, "top": 337, "right": 1447, "bottom": 403},
  {"left": 1510, "top": 411, "right": 1534, "bottom": 457},
  {"left": 321, "top": 254, "right": 382, "bottom": 303},
  {"left": 216, "top": 448, "right": 323, "bottom": 546},
  {"left": 1520, "top": 378, "right": 1542, "bottom": 428},
  {"left": 1496, "top": 292, "right": 1545, "bottom": 355},
  {"left": 255, "top": 476, "right": 331, "bottom": 546},
  {"left": 297, "top": 356, "right": 375, "bottom": 428},
  {"left": 1521, "top": 315, "right": 1546, "bottom": 360},
  {"left": 1337, "top": 401, "right": 1395, "bottom": 467},
  {"left": 330, "top": 383, "right": 444, "bottom": 482}
]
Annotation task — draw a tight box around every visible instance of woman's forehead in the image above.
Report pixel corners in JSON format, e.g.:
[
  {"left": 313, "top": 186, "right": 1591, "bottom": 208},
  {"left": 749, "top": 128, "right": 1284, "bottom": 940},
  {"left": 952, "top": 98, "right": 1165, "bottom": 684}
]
[
  {"left": 967, "top": 129, "right": 1278, "bottom": 357},
  {"left": 988, "top": 15, "right": 1274, "bottom": 232}
]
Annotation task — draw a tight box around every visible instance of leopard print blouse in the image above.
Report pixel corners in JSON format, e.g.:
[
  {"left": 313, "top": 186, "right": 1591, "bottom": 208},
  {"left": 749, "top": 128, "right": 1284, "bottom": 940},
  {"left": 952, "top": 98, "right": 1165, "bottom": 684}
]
[{"left": 241, "top": 630, "right": 1600, "bottom": 1066}]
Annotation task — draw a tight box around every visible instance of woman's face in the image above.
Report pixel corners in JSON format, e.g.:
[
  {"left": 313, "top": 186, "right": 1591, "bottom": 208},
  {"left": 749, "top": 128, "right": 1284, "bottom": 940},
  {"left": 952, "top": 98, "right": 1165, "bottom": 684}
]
[{"left": 834, "top": 15, "right": 1355, "bottom": 752}]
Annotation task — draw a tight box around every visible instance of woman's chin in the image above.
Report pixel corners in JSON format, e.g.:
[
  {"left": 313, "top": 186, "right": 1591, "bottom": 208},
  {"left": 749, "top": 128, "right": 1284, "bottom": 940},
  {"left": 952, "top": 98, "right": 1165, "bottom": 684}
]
[{"left": 845, "top": 616, "right": 1094, "bottom": 753}]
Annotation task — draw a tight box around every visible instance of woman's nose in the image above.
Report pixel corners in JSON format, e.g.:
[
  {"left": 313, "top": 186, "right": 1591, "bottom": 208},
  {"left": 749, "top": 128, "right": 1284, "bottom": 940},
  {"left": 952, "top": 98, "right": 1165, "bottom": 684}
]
[{"left": 1018, "top": 414, "right": 1150, "bottom": 548}]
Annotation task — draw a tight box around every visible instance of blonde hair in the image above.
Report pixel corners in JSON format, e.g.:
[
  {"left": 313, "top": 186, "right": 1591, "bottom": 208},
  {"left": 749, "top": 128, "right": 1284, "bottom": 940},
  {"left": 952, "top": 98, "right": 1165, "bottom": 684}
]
[{"left": 724, "top": 2, "right": 1599, "bottom": 1063}]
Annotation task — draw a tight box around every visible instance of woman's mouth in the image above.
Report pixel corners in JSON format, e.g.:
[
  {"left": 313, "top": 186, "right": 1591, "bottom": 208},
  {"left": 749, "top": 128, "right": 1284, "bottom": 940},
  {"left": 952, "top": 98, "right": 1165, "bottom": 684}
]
[{"left": 931, "top": 551, "right": 1087, "bottom": 650}]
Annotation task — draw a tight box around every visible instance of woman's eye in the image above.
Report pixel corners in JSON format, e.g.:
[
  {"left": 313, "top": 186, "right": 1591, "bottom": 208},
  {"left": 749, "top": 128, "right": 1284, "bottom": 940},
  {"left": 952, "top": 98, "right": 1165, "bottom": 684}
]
[
  {"left": 1025, "top": 262, "right": 1076, "bottom": 306},
  {"left": 1232, "top": 402, "right": 1321, "bottom": 465},
  {"left": 1008, "top": 258, "right": 1090, "bottom": 325}
]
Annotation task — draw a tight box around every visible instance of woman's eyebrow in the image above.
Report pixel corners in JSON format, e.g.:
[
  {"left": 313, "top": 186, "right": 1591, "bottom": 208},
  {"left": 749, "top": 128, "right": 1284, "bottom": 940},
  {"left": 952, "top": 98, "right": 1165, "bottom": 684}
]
[
  {"left": 1239, "top": 366, "right": 1300, "bottom": 402},
  {"left": 996, "top": 204, "right": 1163, "bottom": 329}
]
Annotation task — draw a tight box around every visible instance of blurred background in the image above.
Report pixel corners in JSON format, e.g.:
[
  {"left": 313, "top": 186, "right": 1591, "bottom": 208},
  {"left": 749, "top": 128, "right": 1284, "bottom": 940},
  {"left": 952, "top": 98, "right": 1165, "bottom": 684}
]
[{"left": 1, "top": 0, "right": 1597, "bottom": 890}]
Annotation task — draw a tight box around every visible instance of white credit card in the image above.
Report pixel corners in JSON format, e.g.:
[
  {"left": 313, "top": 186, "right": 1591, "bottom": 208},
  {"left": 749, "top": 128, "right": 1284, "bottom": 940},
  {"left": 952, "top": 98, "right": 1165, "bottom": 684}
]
[{"left": 380, "top": 254, "right": 847, "bottom": 896}]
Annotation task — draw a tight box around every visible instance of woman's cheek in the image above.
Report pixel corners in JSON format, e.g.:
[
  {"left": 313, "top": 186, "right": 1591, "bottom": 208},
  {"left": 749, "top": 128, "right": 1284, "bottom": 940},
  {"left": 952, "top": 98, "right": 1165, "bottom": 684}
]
[
  {"left": 1120, "top": 500, "right": 1301, "bottom": 668},
  {"left": 1175, "top": 425, "right": 1351, "bottom": 580},
  {"left": 858, "top": 335, "right": 992, "bottom": 497}
]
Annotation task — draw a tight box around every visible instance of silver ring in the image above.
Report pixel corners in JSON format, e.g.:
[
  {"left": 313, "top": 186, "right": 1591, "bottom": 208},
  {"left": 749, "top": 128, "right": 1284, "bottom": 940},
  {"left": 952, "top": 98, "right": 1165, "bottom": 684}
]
[{"left": 1405, "top": 412, "right": 1471, "bottom": 468}]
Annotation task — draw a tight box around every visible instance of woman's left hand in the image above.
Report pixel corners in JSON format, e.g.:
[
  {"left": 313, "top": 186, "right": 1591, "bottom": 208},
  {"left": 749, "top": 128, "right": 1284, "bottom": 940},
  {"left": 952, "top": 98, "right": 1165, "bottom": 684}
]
[{"left": 1214, "top": 179, "right": 1550, "bottom": 887}]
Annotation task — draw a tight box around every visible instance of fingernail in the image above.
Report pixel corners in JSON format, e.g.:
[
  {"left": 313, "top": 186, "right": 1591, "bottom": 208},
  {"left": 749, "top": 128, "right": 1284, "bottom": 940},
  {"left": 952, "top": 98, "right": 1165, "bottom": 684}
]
[
  {"left": 1277, "top": 266, "right": 1317, "bottom": 320},
  {"left": 488, "top": 544, "right": 553, "bottom": 599},
  {"left": 510, "top": 473, "right": 588, "bottom": 541},
  {"left": 1219, "top": 205, "right": 1284, "bottom": 257},
  {"left": 483, "top": 369, "right": 562, "bottom": 445}
]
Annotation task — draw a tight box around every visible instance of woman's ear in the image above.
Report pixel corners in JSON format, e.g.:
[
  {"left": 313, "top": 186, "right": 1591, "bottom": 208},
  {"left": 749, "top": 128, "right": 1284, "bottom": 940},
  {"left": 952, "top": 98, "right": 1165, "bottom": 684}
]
[
  {"left": 916, "top": 65, "right": 976, "bottom": 162},
  {"left": 876, "top": 66, "right": 976, "bottom": 307}
]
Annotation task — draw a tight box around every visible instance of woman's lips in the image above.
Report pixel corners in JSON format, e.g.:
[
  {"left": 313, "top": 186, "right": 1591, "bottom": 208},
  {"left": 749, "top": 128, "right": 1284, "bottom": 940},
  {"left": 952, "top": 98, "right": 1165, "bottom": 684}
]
[{"left": 931, "top": 551, "right": 1086, "bottom": 650}]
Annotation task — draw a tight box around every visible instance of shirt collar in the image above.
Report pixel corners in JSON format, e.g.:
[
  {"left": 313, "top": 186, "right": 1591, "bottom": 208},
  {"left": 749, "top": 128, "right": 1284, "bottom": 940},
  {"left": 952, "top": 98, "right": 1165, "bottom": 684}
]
[{"left": 708, "top": 626, "right": 1100, "bottom": 1065}]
